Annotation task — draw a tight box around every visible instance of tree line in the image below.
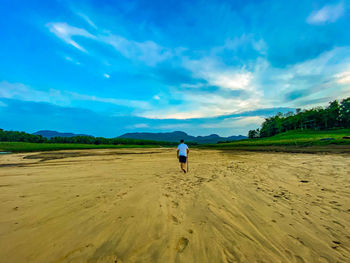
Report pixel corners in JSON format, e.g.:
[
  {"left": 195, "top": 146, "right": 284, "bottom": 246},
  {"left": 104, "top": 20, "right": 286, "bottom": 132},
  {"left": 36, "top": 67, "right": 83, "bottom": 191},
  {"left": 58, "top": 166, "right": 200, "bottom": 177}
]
[
  {"left": 0, "top": 129, "right": 179, "bottom": 146},
  {"left": 248, "top": 97, "right": 350, "bottom": 139}
]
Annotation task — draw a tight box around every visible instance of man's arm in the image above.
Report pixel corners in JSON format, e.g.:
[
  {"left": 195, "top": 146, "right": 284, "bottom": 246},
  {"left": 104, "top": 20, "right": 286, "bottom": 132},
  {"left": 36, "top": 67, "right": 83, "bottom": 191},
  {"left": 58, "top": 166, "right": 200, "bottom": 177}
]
[{"left": 186, "top": 148, "right": 189, "bottom": 155}]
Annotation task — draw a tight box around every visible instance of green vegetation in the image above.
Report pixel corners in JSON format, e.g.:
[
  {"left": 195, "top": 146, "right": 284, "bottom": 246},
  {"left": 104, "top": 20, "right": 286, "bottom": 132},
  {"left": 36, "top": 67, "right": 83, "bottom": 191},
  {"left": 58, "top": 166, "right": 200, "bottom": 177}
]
[
  {"left": 248, "top": 97, "right": 350, "bottom": 139},
  {"left": 212, "top": 97, "right": 350, "bottom": 153},
  {"left": 0, "top": 128, "right": 178, "bottom": 152},
  {"left": 0, "top": 142, "right": 163, "bottom": 153},
  {"left": 0, "top": 128, "right": 177, "bottom": 152},
  {"left": 205, "top": 129, "right": 350, "bottom": 149}
]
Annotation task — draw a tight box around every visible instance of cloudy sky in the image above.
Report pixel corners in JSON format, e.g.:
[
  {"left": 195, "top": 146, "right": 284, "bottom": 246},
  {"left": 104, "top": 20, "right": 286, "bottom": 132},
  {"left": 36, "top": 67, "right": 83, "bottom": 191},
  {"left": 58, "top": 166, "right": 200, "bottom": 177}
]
[{"left": 1, "top": 0, "right": 350, "bottom": 137}]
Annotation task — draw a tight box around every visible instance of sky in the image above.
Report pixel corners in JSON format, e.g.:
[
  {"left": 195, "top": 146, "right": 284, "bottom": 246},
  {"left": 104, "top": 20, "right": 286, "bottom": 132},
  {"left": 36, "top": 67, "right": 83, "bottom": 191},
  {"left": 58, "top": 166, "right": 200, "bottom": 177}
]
[{"left": 1, "top": 0, "right": 350, "bottom": 137}]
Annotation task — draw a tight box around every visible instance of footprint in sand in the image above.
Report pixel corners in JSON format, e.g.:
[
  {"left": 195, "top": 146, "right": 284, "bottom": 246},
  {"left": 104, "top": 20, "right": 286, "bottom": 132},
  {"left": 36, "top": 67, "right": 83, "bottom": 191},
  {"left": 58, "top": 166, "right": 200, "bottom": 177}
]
[
  {"left": 171, "top": 215, "right": 180, "bottom": 224},
  {"left": 284, "top": 249, "right": 293, "bottom": 259},
  {"left": 295, "top": 255, "right": 305, "bottom": 263},
  {"left": 176, "top": 237, "right": 189, "bottom": 252},
  {"left": 94, "top": 255, "right": 119, "bottom": 263}
]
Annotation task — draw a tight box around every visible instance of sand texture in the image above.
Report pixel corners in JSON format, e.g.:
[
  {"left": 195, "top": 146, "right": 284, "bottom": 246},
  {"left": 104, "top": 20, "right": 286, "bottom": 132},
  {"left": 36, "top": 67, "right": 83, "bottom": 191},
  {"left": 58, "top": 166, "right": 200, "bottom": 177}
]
[{"left": 0, "top": 149, "right": 349, "bottom": 263}]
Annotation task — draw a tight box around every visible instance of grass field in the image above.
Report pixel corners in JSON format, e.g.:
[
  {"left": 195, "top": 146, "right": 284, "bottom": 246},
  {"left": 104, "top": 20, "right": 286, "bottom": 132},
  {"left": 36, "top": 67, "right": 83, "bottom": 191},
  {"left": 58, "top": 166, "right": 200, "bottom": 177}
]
[
  {"left": 0, "top": 142, "right": 163, "bottom": 153},
  {"left": 203, "top": 129, "right": 350, "bottom": 152},
  {"left": 1, "top": 129, "right": 350, "bottom": 153}
]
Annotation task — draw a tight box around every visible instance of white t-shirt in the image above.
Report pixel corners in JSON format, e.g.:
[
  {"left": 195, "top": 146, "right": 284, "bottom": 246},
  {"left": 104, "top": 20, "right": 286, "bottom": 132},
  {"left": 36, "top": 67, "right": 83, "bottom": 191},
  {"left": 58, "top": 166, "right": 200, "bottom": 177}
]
[{"left": 177, "top": 143, "right": 189, "bottom": 157}]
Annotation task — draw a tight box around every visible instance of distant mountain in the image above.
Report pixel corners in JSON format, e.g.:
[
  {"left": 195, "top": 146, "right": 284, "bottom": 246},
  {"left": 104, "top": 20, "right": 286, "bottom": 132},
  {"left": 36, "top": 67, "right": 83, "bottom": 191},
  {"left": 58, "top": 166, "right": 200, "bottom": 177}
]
[
  {"left": 118, "top": 131, "right": 247, "bottom": 144},
  {"left": 33, "top": 130, "right": 91, "bottom": 139},
  {"left": 33, "top": 130, "right": 247, "bottom": 143}
]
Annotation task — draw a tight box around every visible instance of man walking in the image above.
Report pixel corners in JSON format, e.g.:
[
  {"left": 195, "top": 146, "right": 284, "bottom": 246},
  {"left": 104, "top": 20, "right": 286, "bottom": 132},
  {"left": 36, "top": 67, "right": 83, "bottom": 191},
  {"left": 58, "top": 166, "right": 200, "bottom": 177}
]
[{"left": 177, "top": 139, "right": 189, "bottom": 173}]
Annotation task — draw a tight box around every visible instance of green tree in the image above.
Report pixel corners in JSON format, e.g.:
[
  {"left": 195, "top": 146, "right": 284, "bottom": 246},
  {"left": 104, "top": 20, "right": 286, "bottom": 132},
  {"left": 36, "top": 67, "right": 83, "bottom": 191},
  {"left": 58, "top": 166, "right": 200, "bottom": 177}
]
[
  {"left": 340, "top": 97, "right": 350, "bottom": 127},
  {"left": 325, "top": 100, "right": 340, "bottom": 128},
  {"left": 248, "top": 129, "right": 259, "bottom": 139}
]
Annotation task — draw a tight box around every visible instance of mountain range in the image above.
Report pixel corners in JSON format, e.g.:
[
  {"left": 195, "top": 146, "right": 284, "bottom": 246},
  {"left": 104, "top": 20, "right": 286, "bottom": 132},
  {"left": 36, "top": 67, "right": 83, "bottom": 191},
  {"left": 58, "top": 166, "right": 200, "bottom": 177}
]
[
  {"left": 33, "top": 130, "right": 90, "bottom": 139},
  {"left": 33, "top": 130, "right": 247, "bottom": 144},
  {"left": 118, "top": 131, "right": 247, "bottom": 143}
]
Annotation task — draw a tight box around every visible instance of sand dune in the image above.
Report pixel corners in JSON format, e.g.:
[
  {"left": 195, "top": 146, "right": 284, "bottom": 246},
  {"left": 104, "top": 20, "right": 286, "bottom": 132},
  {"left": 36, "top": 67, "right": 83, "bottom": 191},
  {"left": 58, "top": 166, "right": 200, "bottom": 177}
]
[{"left": 0, "top": 149, "right": 349, "bottom": 263}]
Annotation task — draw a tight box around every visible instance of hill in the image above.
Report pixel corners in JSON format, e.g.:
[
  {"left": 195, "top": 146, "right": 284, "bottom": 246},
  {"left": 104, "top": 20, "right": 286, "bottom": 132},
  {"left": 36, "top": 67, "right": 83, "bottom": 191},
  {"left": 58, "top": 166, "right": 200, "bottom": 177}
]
[
  {"left": 33, "top": 130, "right": 90, "bottom": 138},
  {"left": 0, "top": 129, "right": 177, "bottom": 152},
  {"left": 203, "top": 129, "right": 350, "bottom": 153},
  {"left": 118, "top": 131, "right": 247, "bottom": 144}
]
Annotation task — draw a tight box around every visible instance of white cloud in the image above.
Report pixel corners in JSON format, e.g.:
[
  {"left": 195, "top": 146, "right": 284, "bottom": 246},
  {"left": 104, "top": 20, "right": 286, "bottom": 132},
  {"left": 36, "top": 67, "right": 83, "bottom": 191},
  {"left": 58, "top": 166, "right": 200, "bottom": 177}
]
[
  {"left": 218, "top": 34, "right": 267, "bottom": 55},
  {"left": 141, "top": 111, "right": 201, "bottom": 119},
  {"left": 48, "top": 22, "right": 173, "bottom": 66},
  {"left": 233, "top": 116, "right": 265, "bottom": 126},
  {"left": 47, "top": 22, "right": 96, "bottom": 52},
  {"left": 179, "top": 83, "right": 204, "bottom": 89},
  {"left": 210, "top": 72, "right": 253, "bottom": 90},
  {"left": 0, "top": 81, "right": 70, "bottom": 105},
  {"left": 290, "top": 49, "right": 336, "bottom": 76},
  {"left": 100, "top": 35, "right": 172, "bottom": 66},
  {"left": 183, "top": 57, "right": 256, "bottom": 91},
  {"left": 133, "top": 123, "right": 149, "bottom": 128},
  {"left": 307, "top": 3, "right": 344, "bottom": 25},
  {"left": 253, "top": 47, "right": 350, "bottom": 108},
  {"left": 76, "top": 13, "right": 97, "bottom": 29},
  {"left": 165, "top": 56, "right": 265, "bottom": 119},
  {"left": 155, "top": 123, "right": 191, "bottom": 130},
  {"left": 185, "top": 92, "right": 260, "bottom": 113},
  {"left": 139, "top": 92, "right": 261, "bottom": 119},
  {"left": 221, "top": 34, "right": 251, "bottom": 50},
  {"left": 136, "top": 53, "right": 267, "bottom": 120},
  {"left": 139, "top": 46, "right": 350, "bottom": 120},
  {"left": 200, "top": 116, "right": 265, "bottom": 129},
  {"left": 335, "top": 69, "right": 350, "bottom": 84},
  {"left": 252, "top": 39, "right": 268, "bottom": 55},
  {"left": 67, "top": 92, "right": 150, "bottom": 109},
  {"left": 0, "top": 81, "right": 150, "bottom": 110},
  {"left": 64, "top": 56, "right": 81, "bottom": 65},
  {"left": 44, "top": 20, "right": 350, "bottom": 122}
]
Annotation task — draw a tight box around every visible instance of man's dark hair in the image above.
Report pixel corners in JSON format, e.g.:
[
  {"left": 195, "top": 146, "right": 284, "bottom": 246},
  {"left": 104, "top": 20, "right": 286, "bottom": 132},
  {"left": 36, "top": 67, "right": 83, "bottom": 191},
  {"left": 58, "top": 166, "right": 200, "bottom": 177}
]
[{"left": 180, "top": 139, "right": 184, "bottom": 143}]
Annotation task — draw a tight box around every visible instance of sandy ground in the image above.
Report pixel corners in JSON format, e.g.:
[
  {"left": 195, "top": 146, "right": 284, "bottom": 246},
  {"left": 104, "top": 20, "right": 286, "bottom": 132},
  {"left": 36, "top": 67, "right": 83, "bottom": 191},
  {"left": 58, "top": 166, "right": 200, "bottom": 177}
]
[{"left": 0, "top": 149, "right": 349, "bottom": 263}]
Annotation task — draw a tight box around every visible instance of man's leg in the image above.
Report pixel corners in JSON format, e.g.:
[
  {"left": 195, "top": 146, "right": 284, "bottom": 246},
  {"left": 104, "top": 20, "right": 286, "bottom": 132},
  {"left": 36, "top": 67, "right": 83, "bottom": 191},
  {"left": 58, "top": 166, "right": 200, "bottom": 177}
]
[{"left": 181, "top": 162, "right": 186, "bottom": 173}]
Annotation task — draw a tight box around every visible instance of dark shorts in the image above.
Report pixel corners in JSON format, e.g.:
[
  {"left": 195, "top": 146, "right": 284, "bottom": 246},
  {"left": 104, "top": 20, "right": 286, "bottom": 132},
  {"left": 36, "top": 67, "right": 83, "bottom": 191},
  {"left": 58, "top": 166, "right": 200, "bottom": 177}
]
[{"left": 179, "top": 155, "right": 187, "bottom": 163}]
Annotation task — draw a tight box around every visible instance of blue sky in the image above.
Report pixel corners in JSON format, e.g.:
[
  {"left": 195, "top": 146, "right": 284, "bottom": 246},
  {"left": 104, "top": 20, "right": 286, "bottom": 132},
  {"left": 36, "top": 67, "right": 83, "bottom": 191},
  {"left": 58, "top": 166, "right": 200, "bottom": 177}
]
[{"left": 1, "top": 0, "right": 350, "bottom": 137}]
